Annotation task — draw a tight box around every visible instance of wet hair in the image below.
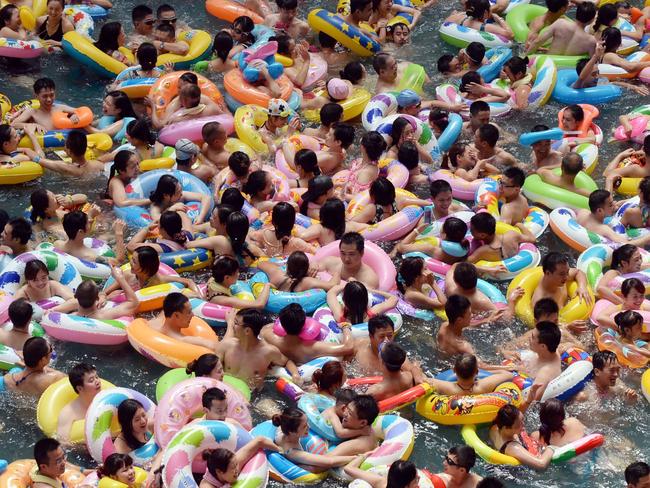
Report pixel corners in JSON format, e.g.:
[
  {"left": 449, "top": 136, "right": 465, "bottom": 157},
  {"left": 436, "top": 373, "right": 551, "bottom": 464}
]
[
  {"left": 441, "top": 143, "right": 467, "bottom": 170},
  {"left": 397, "top": 141, "right": 419, "bottom": 170},
  {"left": 493, "top": 404, "right": 520, "bottom": 429},
  {"left": 397, "top": 256, "right": 425, "bottom": 293},
  {"left": 228, "top": 151, "right": 251, "bottom": 178},
  {"left": 340, "top": 231, "right": 364, "bottom": 252},
  {"left": 339, "top": 61, "right": 365, "bottom": 84},
  {"left": 220, "top": 190, "right": 244, "bottom": 212},
  {"left": 242, "top": 169, "right": 270, "bottom": 196},
  {"left": 270, "top": 34, "right": 292, "bottom": 56},
  {"left": 0, "top": 209, "right": 7, "bottom": 233},
  {"left": 98, "top": 453, "right": 133, "bottom": 479},
  {"left": 350, "top": 394, "right": 379, "bottom": 425},
  {"left": 450, "top": 445, "right": 477, "bottom": 471},
  {"left": 226, "top": 211, "right": 255, "bottom": 260},
  {"left": 541, "top": 251, "right": 569, "bottom": 274},
  {"left": 6, "top": 217, "right": 32, "bottom": 244},
  {"left": 155, "top": 22, "right": 175, "bottom": 39},
  {"left": 132, "top": 4, "right": 153, "bottom": 23},
  {"left": 602, "top": 26, "right": 622, "bottom": 52},
  {"left": 62, "top": 211, "right": 88, "bottom": 240},
  {"left": 68, "top": 362, "right": 96, "bottom": 393},
  {"left": 319, "top": 31, "right": 338, "bottom": 48},
  {"left": 160, "top": 211, "right": 187, "bottom": 245},
  {"left": 0, "top": 4, "right": 18, "bottom": 27},
  {"left": 576, "top": 1, "right": 596, "bottom": 23},
  {"left": 546, "top": 0, "right": 568, "bottom": 13},
  {"left": 277, "top": 0, "right": 298, "bottom": 9},
  {"left": 465, "top": 42, "right": 486, "bottom": 64},
  {"left": 477, "top": 124, "right": 499, "bottom": 147},
  {"left": 592, "top": 350, "right": 617, "bottom": 371},
  {"left": 428, "top": 109, "right": 450, "bottom": 133},
  {"left": 453, "top": 262, "right": 478, "bottom": 290},
  {"left": 272, "top": 407, "right": 306, "bottom": 434},
  {"left": 25, "top": 259, "right": 48, "bottom": 282},
  {"left": 34, "top": 438, "right": 61, "bottom": 469},
  {"left": 460, "top": 71, "right": 482, "bottom": 93},
  {"left": 369, "top": 177, "right": 395, "bottom": 206},
  {"left": 443, "top": 217, "right": 468, "bottom": 244},
  {"left": 126, "top": 118, "right": 156, "bottom": 146},
  {"left": 63, "top": 130, "right": 87, "bottom": 158},
  {"left": 386, "top": 461, "right": 417, "bottom": 488},
  {"left": 33, "top": 77, "right": 55, "bottom": 94},
  {"left": 476, "top": 478, "right": 505, "bottom": 488},
  {"left": 0, "top": 124, "right": 14, "bottom": 154},
  {"left": 503, "top": 166, "right": 525, "bottom": 188},
  {"left": 588, "top": 189, "right": 611, "bottom": 213},
  {"left": 117, "top": 399, "right": 146, "bottom": 449},
  {"left": 469, "top": 100, "right": 490, "bottom": 117},
  {"left": 232, "top": 16, "right": 255, "bottom": 44},
  {"left": 533, "top": 298, "right": 559, "bottom": 321},
  {"left": 163, "top": 292, "right": 189, "bottom": 317},
  {"left": 639, "top": 176, "right": 650, "bottom": 204},
  {"left": 29, "top": 188, "right": 50, "bottom": 223},
  {"left": 133, "top": 245, "right": 160, "bottom": 278},
  {"left": 156, "top": 3, "right": 175, "bottom": 16},
  {"left": 136, "top": 42, "right": 158, "bottom": 70},
  {"left": 23, "top": 337, "right": 50, "bottom": 368},
  {"left": 373, "top": 52, "right": 393, "bottom": 75},
  {"left": 278, "top": 251, "right": 308, "bottom": 292},
  {"left": 94, "top": 22, "right": 123, "bottom": 54},
  {"left": 380, "top": 341, "right": 406, "bottom": 372},
  {"left": 430, "top": 179, "right": 453, "bottom": 198},
  {"left": 437, "top": 54, "right": 454, "bottom": 74},
  {"left": 610, "top": 244, "right": 638, "bottom": 272},
  {"left": 319, "top": 198, "right": 347, "bottom": 240},
  {"left": 504, "top": 56, "right": 529, "bottom": 76},
  {"left": 454, "top": 353, "right": 478, "bottom": 380},
  {"left": 105, "top": 91, "right": 137, "bottom": 120},
  {"left": 271, "top": 202, "right": 295, "bottom": 247},
  {"left": 535, "top": 321, "right": 561, "bottom": 353},
  {"left": 466, "top": 0, "right": 491, "bottom": 19},
  {"left": 342, "top": 281, "right": 369, "bottom": 325},
  {"left": 235, "top": 308, "right": 267, "bottom": 336},
  {"left": 335, "top": 387, "right": 357, "bottom": 405},
  {"left": 300, "top": 175, "right": 334, "bottom": 215},
  {"left": 203, "top": 448, "right": 235, "bottom": 480},
  {"left": 212, "top": 204, "right": 236, "bottom": 229},
  {"left": 202, "top": 121, "right": 224, "bottom": 143},
  {"left": 8, "top": 298, "right": 32, "bottom": 330},
  {"left": 621, "top": 277, "right": 645, "bottom": 297},
  {"left": 390, "top": 117, "right": 412, "bottom": 149},
  {"left": 361, "top": 131, "right": 387, "bottom": 161},
  {"left": 332, "top": 123, "right": 355, "bottom": 149},
  {"left": 319, "top": 103, "right": 344, "bottom": 127},
  {"left": 538, "top": 398, "right": 566, "bottom": 445},
  {"left": 350, "top": 0, "right": 372, "bottom": 14},
  {"left": 278, "top": 303, "right": 306, "bottom": 335},
  {"left": 211, "top": 256, "right": 239, "bottom": 284},
  {"left": 149, "top": 174, "right": 179, "bottom": 205},
  {"left": 295, "top": 149, "right": 320, "bottom": 177},
  {"left": 471, "top": 212, "right": 496, "bottom": 235},
  {"left": 75, "top": 280, "right": 99, "bottom": 309},
  {"left": 615, "top": 310, "right": 643, "bottom": 338},
  {"left": 179, "top": 84, "right": 201, "bottom": 107},
  {"left": 368, "top": 314, "right": 395, "bottom": 336},
  {"left": 313, "top": 360, "right": 345, "bottom": 392},
  {"left": 187, "top": 353, "right": 222, "bottom": 377},
  {"left": 201, "top": 387, "right": 226, "bottom": 409},
  {"left": 212, "top": 30, "right": 234, "bottom": 62},
  {"left": 179, "top": 72, "right": 198, "bottom": 85},
  {"left": 594, "top": 3, "right": 617, "bottom": 31},
  {"left": 625, "top": 462, "right": 650, "bottom": 486},
  {"left": 561, "top": 152, "right": 584, "bottom": 176},
  {"left": 446, "top": 294, "right": 471, "bottom": 324}
]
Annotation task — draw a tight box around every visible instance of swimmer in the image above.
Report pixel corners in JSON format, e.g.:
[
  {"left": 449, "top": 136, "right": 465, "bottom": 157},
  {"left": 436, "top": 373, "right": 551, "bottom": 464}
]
[
  {"left": 96, "top": 454, "right": 141, "bottom": 488},
  {"left": 530, "top": 398, "right": 586, "bottom": 447},
  {"left": 174, "top": 139, "right": 217, "bottom": 184},
  {"left": 151, "top": 21, "right": 189, "bottom": 56},
  {"left": 53, "top": 212, "right": 119, "bottom": 263},
  {"left": 32, "top": 438, "right": 86, "bottom": 488},
  {"left": 0, "top": 299, "right": 34, "bottom": 351},
  {"left": 498, "top": 57, "right": 534, "bottom": 110},
  {"left": 527, "top": 252, "right": 592, "bottom": 311},
  {"left": 312, "top": 360, "right": 346, "bottom": 399},
  {"left": 213, "top": 152, "right": 253, "bottom": 192},
  {"left": 343, "top": 0, "right": 375, "bottom": 34},
  {"left": 149, "top": 84, "right": 223, "bottom": 129},
  {"left": 445, "top": 262, "right": 509, "bottom": 311},
  {"left": 537, "top": 152, "right": 592, "bottom": 197},
  {"left": 88, "top": 91, "right": 138, "bottom": 140},
  {"left": 525, "top": 0, "right": 569, "bottom": 51},
  {"left": 366, "top": 342, "right": 416, "bottom": 401},
  {"left": 260, "top": 99, "right": 301, "bottom": 154},
  {"left": 492, "top": 167, "right": 529, "bottom": 225},
  {"left": 302, "top": 77, "right": 353, "bottom": 112},
  {"left": 14, "top": 259, "right": 75, "bottom": 305},
  {"left": 373, "top": 52, "right": 429, "bottom": 93},
  {"left": 428, "top": 180, "right": 469, "bottom": 220},
  {"left": 467, "top": 214, "right": 536, "bottom": 269},
  {"left": 284, "top": 148, "right": 320, "bottom": 189},
  {"left": 149, "top": 293, "right": 218, "bottom": 349},
  {"left": 393, "top": 217, "right": 469, "bottom": 265},
  {"left": 612, "top": 310, "right": 650, "bottom": 358},
  {"left": 345, "top": 460, "right": 428, "bottom": 488},
  {"left": 386, "top": 116, "right": 434, "bottom": 165},
  {"left": 113, "top": 399, "right": 156, "bottom": 457},
  {"left": 445, "top": 0, "right": 513, "bottom": 40},
  {"left": 327, "top": 280, "right": 398, "bottom": 327},
  {"left": 260, "top": 303, "right": 355, "bottom": 364},
  {"left": 326, "top": 395, "right": 380, "bottom": 456},
  {"left": 341, "top": 131, "right": 387, "bottom": 201},
  {"left": 148, "top": 174, "right": 211, "bottom": 224},
  {"left": 526, "top": 1, "right": 596, "bottom": 56},
  {"left": 396, "top": 256, "right": 446, "bottom": 311},
  {"left": 257, "top": 251, "right": 341, "bottom": 293},
  {"left": 127, "top": 211, "right": 195, "bottom": 256},
  {"left": 426, "top": 353, "right": 515, "bottom": 395},
  {"left": 216, "top": 308, "right": 301, "bottom": 389},
  {"left": 435, "top": 446, "right": 483, "bottom": 488},
  {"left": 596, "top": 246, "right": 648, "bottom": 305},
  {"left": 57, "top": 363, "right": 102, "bottom": 442},
  {"left": 575, "top": 351, "right": 638, "bottom": 402},
  {"left": 351, "top": 315, "right": 403, "bottom": 374},
  {"left": 0, "top": 217, "right": 32, "bottom": 257},
  {"left": 472, "top": 123, "right": 518, "bottom": 169},
  {"left": 460, "top": 71, "right": 510, "bottom": 104},
  {"left": 11, "top": 78, "right": 79, "bottom": 133},
  {"left": 93, "top": 22, "right": 131, "bottom": 66},
  {"left": 527, "top": 124, "right": 563, "bottom": 169},
  {"left": 605, "top": 138, "right": 650, "bottom": 194},
  {"left": 317, "top": 123, "right": 355, "bottom": 176},
  {"left": 265, "top": 0, "right": 309, "bottom": 38},
  {"left": 186, "top": 353, "right": 225, "bottom": 382},
  {"left": 126, "top": 5, "right": 155, "bottom": 51},
  {"left": 205, "top": 256, "right": 270, "bottom": 309},
  {"left": 350, "top": 177, "right": 429, "bottom": 225},
  {"left": 316, "top": 33, "right": 351, "bottom": 68},
  {"left": 203, "top": 386, "right": 245, "bottom": 427},
  {"left": 299, "top": 176, "right": 335, "bottom": 221},
  {"left": 34, "top": 0, "right": 74, "bottom": 48},
  {"left": 3, "top": 337, "right": 65, "bottom": 396},
  {"left": 625, "top": 462, "right": 650, "bottom": 488},
  {"left": 201, "top": 122, "right": 231, "bottom": 171},
  {"left": 302, "top": 103, "right": 343, "bottom": 141},
  {"left": 318, "top": 232, "right": 380, "bottom": 289},
  {"left": 298, "top": 198, "right": 368, "bottom": 246},
  {"left": 440, "top": 142, "right": 500, "bottom": 183},
  {"left": 104, "top": 150, "right": 151, "bottom": 208},
  {"left": 243, "top": 171, "right": 293, "bottom": 214},
  {"left": 322, "top": 389, "right": 373, "bottom": 440},
  {"left": 0, "top": 4, "right": 28, "bottom": 40}
]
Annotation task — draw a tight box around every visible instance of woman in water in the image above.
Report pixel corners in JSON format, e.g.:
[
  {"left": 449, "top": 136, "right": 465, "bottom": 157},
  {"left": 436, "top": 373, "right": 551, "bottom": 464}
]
[
  {"left": 250, "top": 202, "right": 316, "bottom": 257},
  {"left": 299, "top": 175, "right": 336, "bottom": 220},
  {"left": 396, "top": 256, "right": 447, "bottom": 311},
  {"left": 88, "top": 91, "right": 138, "bottom": 142},
  {"left": 205, "top": 255, "right": 270, "bottom": 309},
  {"left": 312, "top": 360, "right": 346, "bottom": 399},
  {"left": 349, "top": 177, "right": 429, "bottom": 225},
  {"left": 35, "top": 0, "right": 73, "bottom": 47},
  {"left": 0, "top": 124, "right": 41, "bottom": 167},
  {"left": 149, "top": 174, "right": 211, "bottom": 224},
  {"left": 530, "top": 398, "right": 586, "bottom": 447},
  {"left": 257, "top": 250, "right": 341, "bottom": 293},
  {"left": 298, "top": 198, "right": 367, "bottom": 246},
  {"left": 126, "top": 211, "right": 194, "bottom": 254},
  {"left": 440, "top": 143, "right": 499, "bottom": 182},
  {"left": 0, "top": 4, "right": 28, "bottom": 39},
  {"left": 344, "top": 459, "right": 420, "bottom": 488},
  {"left": 97, "top": 453, "right": 146, "bottom": 488},
  {"left": 14, "top": 259, "right": 75, "bottom": 306},
  {"left": 29, "top": 188, "right": 95, "bottom": 236},
  {"left": 94, "top": 22, "right": 131, "bottom": 64},
  {"left": 595, "top": 277, "right": 650, "bottom": 329},
  {"left": 242, "top": 170, "right": 280, "bottom": 214},
  {"left": 105, "top": 150, "right": 151, "bottom": 207},
  {"left": 445, "top": 0, "right": 513, "bottom": 40},
  {"left": 186, "top": 353, "right": 225, "bottom": 381},
  {"left": 327, "top": 281, "right": 398, "bottom": 325},
  {"left": 386, "top": 117, "right": 433, "bottom": 165},
  {"left": 113, "top": 399, "right": 154, "bottom": 455},
  {"left": 595, "top": 244, "right": 645, "bottom": 304}
]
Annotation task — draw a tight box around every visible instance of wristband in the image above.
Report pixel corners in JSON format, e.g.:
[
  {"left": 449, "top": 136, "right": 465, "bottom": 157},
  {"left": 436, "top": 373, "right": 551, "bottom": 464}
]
[{"left": 33, "top": 155, "right": 41, "bottom": 163}]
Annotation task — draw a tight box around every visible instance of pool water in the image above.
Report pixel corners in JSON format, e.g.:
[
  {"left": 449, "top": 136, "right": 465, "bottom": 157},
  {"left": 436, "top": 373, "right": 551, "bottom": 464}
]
[{"left": 0, "top": 0, "right": 648, "bottom": 486}]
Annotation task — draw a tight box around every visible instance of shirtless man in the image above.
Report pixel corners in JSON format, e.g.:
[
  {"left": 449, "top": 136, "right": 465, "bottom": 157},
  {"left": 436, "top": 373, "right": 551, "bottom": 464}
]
[
  {"left": 373, "top": 52, "right": 428, "bottom": 93},
  {"left": 0, "top": 217, "right": 32, "bottom": 257},
  {"left": 261, "top": 303, "right": 355, "bottom": 364},
  {"left": 472, "top": 124, "right": 518, "bottom": 169},
  {"left": 525, "top": 0, "right": 569, "bottom": 51},
  {"left": 528, "top": 124, "right": 563, "bottom": 169},
  {"left": 36, "top": 131, "right": 105, "bottom": 177},
  {"left": 496, "top": 167, "right": 528, "bottom": 225},
  {"left": 126, "top": 5, "right": 155, "bottom": 51},
  {"left": 625, "top": 462, "right": 650, "bottom": 488},
  {"left": 4, "top": 337, "right": 65, "bottom": 396},
  {"left": 577, "top": 189, "right": 650, "bottom": 246},
  {"left": 303, "top": 103, "right": 343, "bottom": 141},
  {"left": 538, "top": 152, "right": 592, "bottom": 198},
  {"left": 150, "top": 84, "right": 222, "bottom": 129},
  {"left": 0, "top": 298, "right": 34, "bottom": 351},
  {"left": 366, "top": 342, "right": 415, "bottom": 401},
  {"left": 318, "top": 232, "right": 379, "bottom": 289},
  {"left": 445, "top": 263, "right": 503, "bottom": 313},
  {"left": 328, "top": 395, "right": 379, "bottom": 456},
  {"left": 201, "top": 121, "right": 231, "bottom": 171},
  {"left": 462, "top": 101, "right": 491, "bottom": 139},
  {"left": 150, "top": 293, "right": 219, "bottom": 349},
  {"left": 467, "top": 213, "right": 536, "bottom": 271},
  {"left": 526, "top": 1, "right": 597, "bottom": 56},
  {"left": 574, "top": 351, "right": 638, "bottom": 403},
  {"left": 175, "top": 138, "right": 217, "bottom": 184},
  {"left": 529, "top": 252, "right": 592, "bottom": 311},
  {"left": 56, "top": 363, "right": 102, "bottom": 441},
  {"left": 11, "top": 78, "right": 80, "bottom": 133},
  {"left": 429, "top": 179, "right": 468, "bottom": 220},
  {"left": 215, "top": 308, "right": 300, "bottom": 389},
  {"left": 317, "top": 124, "right": 354, "bottom": 176},
  {"left": 265, "top": 0, "right": 309, "bottom": 37},
  {"left": 51, "top": 268, "right": 139, "bottom": 321},
  {"left": 53, "top": 211, "right": 111, "bottom": 263},
  {"left": 435, "top": 446, "right": 483, "bottom": 488},
  {"left": 342, "top": 0, "right": 374, "bottom": 32},
  {"left": 427, "top": 354, "right": 514, "bottom": 396}
]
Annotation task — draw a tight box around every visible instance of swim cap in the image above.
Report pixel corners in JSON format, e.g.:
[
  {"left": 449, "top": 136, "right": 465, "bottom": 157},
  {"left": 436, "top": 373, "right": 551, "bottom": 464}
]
[
  {"left": 397, "top": 89, "right": 421, "bottom": 108},
  {"left": 267, "top": 98, "right": 291, "bottom": 117},
  {"left": 326, "top": 78, "right": 351, "bottom": 101},
  {"left": 175, "top": 139, "right": 199, "bottom": 160}
]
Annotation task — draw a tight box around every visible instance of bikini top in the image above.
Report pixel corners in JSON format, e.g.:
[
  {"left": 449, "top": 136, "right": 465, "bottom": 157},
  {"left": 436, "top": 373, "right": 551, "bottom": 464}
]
[{"left": 37, "top": 17, "right": 64, "bottom": 41}]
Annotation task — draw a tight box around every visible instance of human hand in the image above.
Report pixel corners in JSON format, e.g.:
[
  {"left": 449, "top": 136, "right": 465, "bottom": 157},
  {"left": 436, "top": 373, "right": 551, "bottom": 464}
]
[
  {"left": 619, "top": 148, "right": 636, "bottom": 158},
  {"left": 187, "top": 280, "right": 200, "bottom": 294},
  {"left": 488, "top": 309, "right": 505, "bottom": 323},
  {"left": 87, "top": 204, "right": 101, "bottom": 219},
  {"left": 577, "top": 288, "right": 592, "bottom": 306},
  {"left": 566, "top": 319, "right": 588, "bottom": 334},
  {"left": 257, "top": 437, "right": 281, "bottom": 452},
  {"left": 624, "top": 387, "right": 638, "bottom": 401},
  {"left": 594, "top": 40, "right": 605, "bottom": 58},
  {"left": 508, "top": 286, "right": 525, "bottom": 303},
  {"left": 451, "top": 102, "right": 468, "bottom": 112},
  {"left": 633, "top": 85, "right": 649, "bottom": 96},
  {"left": 69, "top": 113, "right": 80, "bottom": 125},
  {"left": 163, "top": 61, "right": 174, "bottom": 72},
  {"left": 114, "top": 219, "right": 126, "bottom": 236},
  {"left": 466, "top": 82, "right": 485, "bottom": 95},
  {"left": 289, "top": 117, "right": 301, "bottom": 131},
  {"left": 55, "top": 194, "right": 67, "bottom": 206}
]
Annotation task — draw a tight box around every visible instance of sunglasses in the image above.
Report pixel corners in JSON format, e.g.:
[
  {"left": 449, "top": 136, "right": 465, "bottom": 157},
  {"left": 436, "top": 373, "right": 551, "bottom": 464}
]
[
  {"left": 142, "top": 19, "right": 155, "bottom": 25},
  {"left": 161, "top": 18, "right": 177, "bottom": 24},
  {"left": 444, "top": 455, "right": 461, "bottom": 468}
]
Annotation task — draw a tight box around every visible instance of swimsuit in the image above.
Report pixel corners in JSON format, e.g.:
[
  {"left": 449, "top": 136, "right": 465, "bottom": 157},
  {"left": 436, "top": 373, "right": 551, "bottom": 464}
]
[
  {"left": 37, "top": 17, "right": 64, "bottom": 41},
  {"left": 206, "top": 279, "right": 232, "bottom": 301},
  {"left": 202, "top": 469, "right": 231, "bottom": 488},
  {"left": 345, "top": 159, "right": 376, "bottom": 194},
  {"left": 371, "top": 202, "right": 398, "bottom": 225}
]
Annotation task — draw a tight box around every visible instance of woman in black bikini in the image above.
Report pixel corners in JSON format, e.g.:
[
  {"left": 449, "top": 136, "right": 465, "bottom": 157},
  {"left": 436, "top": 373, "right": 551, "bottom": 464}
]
[{"left": 36, "top": 0, "right": 73, "bottom": 47}]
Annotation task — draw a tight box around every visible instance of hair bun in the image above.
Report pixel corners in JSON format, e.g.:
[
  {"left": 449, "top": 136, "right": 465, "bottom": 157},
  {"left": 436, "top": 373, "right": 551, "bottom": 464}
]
[{"left": 271, "top": 414, "right": 282, "bottom": 427}]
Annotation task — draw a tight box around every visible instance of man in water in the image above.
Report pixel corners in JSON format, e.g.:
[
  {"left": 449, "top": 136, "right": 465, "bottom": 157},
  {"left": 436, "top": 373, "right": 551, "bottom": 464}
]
[
  {"left": 31, "top": 438, "right": 87, "bottom": 488},
  {"left": 530, "top": 252, "right": 591, "bottom": 310},
  {"left": 575, "top": 351, "right": 638, "bottom": 402},
  {"left": 12, "top": 78, "right": 80, "bottom": 133},
  {"left": 538, "top": 152, "right": 592, "bottom": 198},
  {"left": 318, "top": 232, "right": 379, "bottom": 289},
  {"left": 151, "top": 293, "right": 218, "bottom": 348},
  {"left": 625, "top": 462, "right": 650, "bottom": 488},
  {"left": 528, "top": 124, "right": 563, "bottom": 169},
  {"left": 427, "top": 353, "right": 515, "bottom": 395},
  {"left": 435, "top": 446, "right": 483, "bottom": 488},
  {"left": 526, "top": 1, "right": 596, "bottom": 56},
  {"left": 0, "top": 217, "right": 32, "bottom": 257},
  {"left": 56, "top": 363, "right": 102, "bottom": 442}
]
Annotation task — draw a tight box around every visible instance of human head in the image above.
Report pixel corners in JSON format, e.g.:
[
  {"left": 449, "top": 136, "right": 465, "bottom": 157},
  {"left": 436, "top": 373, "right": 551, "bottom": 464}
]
[
  {"left": 243, "top": 170, "right": 273, "bottom": 199},
  {"left": 602, "top": 26, "right": 622, "bottom": 52},
  {"left": 117, "top": 399, "right": 148, "bottom": 449},
  {"left": 228, "top": 151, "right": 251, "bottom": 178},
  {"left": 0, "top": 4, "right": 20, "bottom": 29},
  {"left": 225, "top": 211, "right": 250, "bottom": 256},
  {"left": 212, "top": 30, "right": 234, "bottom": 62},
  {"left": 187, "top": 353, "right": 224, "bottom": 381},
  {"left": 34, "top": 438, "right": 65, "bottom": 478},
  {"left": 493, "top": 404, "right": 523, "bottom": 433},
  {"left": 326, "top": 78, "right": 351, "bottom": 101},
  {"left": 541, "top": 251, "right": 570, "bottom": 286},
  {"left": 131, "top": 4, "right": 154, "bottom": 33},
  {"left": 621, "top": 277, "right": 646, "bottom": 309},
  {"left": 380, "top": 341, "right": 407, "bottom": 373},
  {"left": 368, "top": 315, "right": 395, "bottom": 347},
  {"left": 202, "top": 387, "right": 228, "bottom": 421},
  {"left": 454, "top": 353, "right": 479, "bottom": 380},
  {"left": 588, "top": 189, "right": 615, "bottom": 217},
  {"left": 95, "top": 22, "right": 125, "bottom": 53},
  {"left": 313, "top": 360, "right": 345, "bottom": 392},
  {"left": 466, "top": 0, "right": 491, "bottom": 19},
  {"left": 389, "top": 21, "right": 410, "bottom": 45},
  {"left": 156, "top": 3, "right": 176, "bottom": 23},
  {"left": 272, "top": 407, "right": 307, "bottom": 436},
  {"left": 615, "top": 310, "right": 643, "bottom": 339},
  {"left": 561, "top": 152, "right": 584, "bottom": 176},
  {"left": 25, "top": 259, "right": 49, "bottom": 289},
  {"left": 475, "top": 123, "right": 499, "bottom": 149},
  {"left": 638, "top": 175, "right": 650, "bottom": 205},
  {"left": 562, "top": 104, "right": 585, "bottom": 131},
  {"left": 131, "top": 245, "right": 160, "bottom": 279},
  {"left": 444, "top": 446, "right": 477, "bottom": 477},
  {"left": 98, "top": 453, "right": 135, "bottom": 485},
  {"left": 175, "top": 139, "right": 200, "bottom": 165},
  {"left": 398, "top": 141, "right": 419, "bottom": 170},
  {"left": 327, "top": 123, "right": 355, "bottom": 151},
  {"left": 202, "top": 121, "right": 227, "bottom": 148},
  {"left": 396, "top": 256, "right": 426, "bottom": 293},
  {"left": 149, "top": 174, "right": 181, "bottom": 206},
  {"left": 295, "top": 149, "right": 320, "bottom": 178},
  {"left": 594, "top": 3, "right": 618, "bottom": 30},
  {"left": 387, "top": 461, "right": 418, "bottom": 488},
  {"left": 625, "top": 462, "right": 650, "bottom": 488},
  {"left": 428, "top": 110, "right": 450, "bottom": 136},
  {"left": 361, "top": 130, "right": 387, "bottom": 161},
  {"left": 592, "top": 350, "right": 619, "bottom": 389},
  {"left": 546, "top": 0, "right": 568, "bottom": 13},
  {"left": 210, "top": 255, "right": 239, "bottom": 288},
  {"left": 533, "top": 298, "right": 559, "bottom": 323},
  {"left": 339, "top": 232, "right": 365, "bottom": 270},
  {"left": 342, "top": 281, "right": 369, "bottom": 325},
  {"left": 134, "top": 41, "right": 158, "bottom": 71},
  {"left": 372, "top": 52, "right": 398, "bottom": 81},
  {"left": 350, "top": 0, "right": 373, "bottom": 20},
  {"left": 102, "top": 91, "right": 136, "bottom": 120},
  {"left": 75, "top": 280, "right": 100, "bottom": 309},
  {"left": 8, "top": 298, "right": 32, "bottom": 330},
  {"left": 537, "top": 398, "right": 566, "bottom": 444},
  {"left": 469, "top": 101, "right": 490, "bottom": 126},
  {"left": 390, "top": 117, "right": 416, "bottom": 148},
  {"left": 23, "top": 337, "right": 51, "bottom": 369},
  {"left": 154, "top": 22, "right": 175, "bottom": 43},
  {"left": 33, "top": 78, "right": 56, "bottom": 110},
  {"left": 576, "top": 1, "right": 596, "bottom": 22},
  {"left": 126, "top": 118, "right": 156, "bottom": 147},
  {"left": 476, "top": 478, "right": 505, "bottom": 488},
  {"left": 68, "top": 362, "right": 100, "bottom": 395},
  {"left": 204, "top": 448, "right": 239, "bottom": 485},
  {"left": 271, "top": 202, "right": 296, "bottom": 241},
  {"left": 502, "top": 56, "right": 528, "bottom": 82},
  {"left": 460, "top": 71, "right": 483, "bottom": 94},
  {"left": 162, "top": 293, "right": 192, "bottom": 328},
  {"left": 437, "top": 54, "right": 459, "bottom": 74},
  {"left": 397, "top": 89, "right": 421, "bottom": 115},
  {"left": 266, "top": 98, "right": 291, "bottom": 126},
  {"left": 532, "top": 321, "right": 561, "bottom": 354},
  {"left": 369, "top": 177, "right": 396, "bottom": 206},
  {"left": 318, "top": 198, "right": 346, "bottom": 239},
  {"left": 178, "top": 84, "right": 201, "bottom": 109},
  {"left": 319, "top": 103, "right": 344, "bottom": 128},
  {"left": 465, "top": 42, "right": 486, "bottom": 66},
  {"left": 234, "top": 308, "right": 267, "bottom": 337},
  {"left": 454, "top": 263, "right": 479, "bottom": 291},
  {"left": 530, "top": 124, "right": 551, "bottom": 154},
  {"left": 278, "top": 303, "right": 307, "bottom": 336},
  {"left": 339, "top": 61, "right": 366, "bottom": 85},
  {"left": 446, "top": 294, "right": 472, "bottom": 326},
  {"left": 30, "top": 188, "right": 57, "bottom": 222},
  {"left": 501, "top": 167, "right": 525, "bottom": 198},
  {"left": 429, "top": 179, "right": 454, "bottom": 212},
  {"left": 62, "top": 211, "right": 88, "bottom": 241},
  {"left": 2, "top": 217, "right": 32, "bottom": 248},
  {"left": 0, "top": 124, "right": 20, "bottom": 155},
  {"left": 232, "top": 16, "right": 254, "bottom": 43},
  {"left": 343, "top": 394, "right": 379, "bottom": 428},
  {"left": 442, "top": 217, "right": 468, "bottom": 243},
  {"left": 470, "top": 212, "right": 496, "bottom": 241}
]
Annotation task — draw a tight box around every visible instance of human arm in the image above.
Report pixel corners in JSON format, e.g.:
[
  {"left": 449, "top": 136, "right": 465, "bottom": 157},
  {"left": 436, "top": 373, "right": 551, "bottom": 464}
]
[
  {"left": 109, "top": 179, "right": 151, "bottom": 207},
  {"left": 235, "top": 437, "right": 280, "bottom": 465},
  {"left": 595, "top": 272, "right": 624, "bottom": 304},
  {"left": 153, "top": 39, "right": 189, "bottom": 55},
  {"left": 105, "top": 265, "right": 140, "bottom": 316},
  {"left": 506, "top": 442, "right": 554, "bottom": 470},
  {"left": 182, "top": 191, "right": 211, "bottom": 223},
  {"left": 368, "top": 290, "right": 398, "bottom": 315},
  {"left": 568, "top": 268, "right": 593, "bottom": 306},
  {"left": 213, "top": 283, "right": 271, "bottom": 309},
  {"left": 404, "top": 282, "right": 446, "bottom": 310},
  {"left": 465, "top": 82, "right": 510, "bottom": 102},
  {"left": 611, "top": 81, "right": 650, "bottom": 96},
  {"left": 484, "top": 13, "right": 514, "bottom": 39},
  {"left": 284, "top": 448, "right": 355, "bottom": 468},
  {"left": 286, "top": 43, "right": 310, "bottom": 87},
  {"left": 158, "top": 273, "right": 200, "bottom": 295},
  {"left": 326, "top": 283, "right": 346, "bottom": 321},
  {"left": 574, "top": 43, "right": 603, "bottom": 89},
  {"left": 343, "top": 455, "right": 385, "bottom": 488},
  {"left": 324, "top": 409, "right": 372, "bottom": 440}
]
